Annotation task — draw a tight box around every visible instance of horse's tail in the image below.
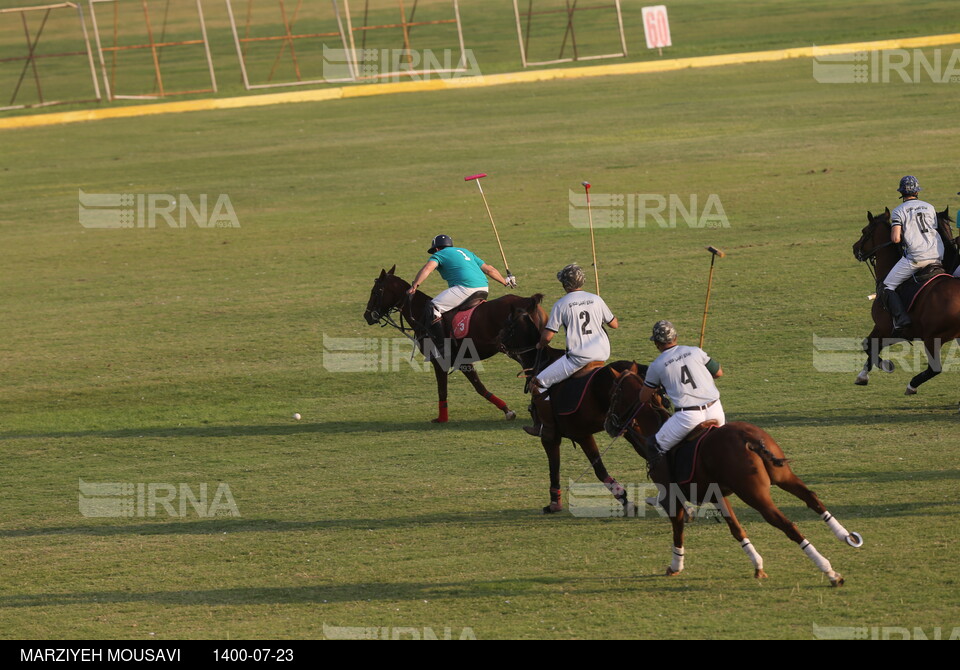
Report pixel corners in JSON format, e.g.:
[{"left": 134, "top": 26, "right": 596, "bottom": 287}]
[{"left": 747, "top": 439, "right": 789, "bottom": 467}]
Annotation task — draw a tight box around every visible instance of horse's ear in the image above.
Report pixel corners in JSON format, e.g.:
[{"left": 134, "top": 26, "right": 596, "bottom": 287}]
[
  {"left": 630, "top": 361, "right": 639, "bottom": 375},
  {"left": 378, "top": 268, "right": 387, "bottom": 278},
  {"left": 885, "top": 207, "right": 891, "bottom": 215},
  {"left": 866, "top": 211, "right": 873, "bottom": 221},
  {"left": 388, "top": 265, "right": 396, "bottom": 275},
  {"left": 610, "top": 368, "right": 622, "bottom": 379}
]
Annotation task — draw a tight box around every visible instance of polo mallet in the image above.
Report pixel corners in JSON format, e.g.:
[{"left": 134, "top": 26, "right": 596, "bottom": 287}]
[
  {"left": 699, "top": 246, "right": 726, "bottom": 348},
  {"left": 465, "top": 173, "right": 514, "bottom": 285},
  {"left": 582, "top": 181, "right": 600, "bottom": 295}
]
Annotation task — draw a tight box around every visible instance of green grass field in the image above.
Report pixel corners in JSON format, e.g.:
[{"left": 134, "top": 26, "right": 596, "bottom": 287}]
[{"left": 1, "top": 0, "right": 960, "bottom": 641}]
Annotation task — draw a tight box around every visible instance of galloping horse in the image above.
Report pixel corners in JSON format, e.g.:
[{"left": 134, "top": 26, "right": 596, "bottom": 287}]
[
  {"left": 364, "top": 266, "right": 545, "bottom": 423},
  {"left": 497, "top": 300, "right": 648, "bottom": 514},
  {"left": 606, "top": 370, "right": 863, "bottom": 586},
  {"left": 852, "top": 208, "right": 960, "bottom": 394}
]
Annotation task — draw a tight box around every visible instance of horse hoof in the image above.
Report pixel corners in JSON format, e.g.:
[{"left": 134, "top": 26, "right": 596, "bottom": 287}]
[
  {"left": 845, "top": 532, "right": 864, "bottom": 548},
  {"left": 754, "top": 569, "right": 768, "bottom": 580},
  {"left": 665, "top": 566, "right": 681, "bottom": 577},
  {"left": 829, "top": 573, "right": 844, "bottom": 587},
  {"left": 504, "top": 410, "right": 517, "bottom": 421},
  {"left": 542, "top": 502, "right": 563, "bottom": 515},
  {"left": 880, "top": 360, "right": 895, "bottom": 373},
  {"left": 854, "top": 375, "right": 869, "bottom": 386},
  {"left": 905, "top": 385, "right": 918, "bottom": 396}
]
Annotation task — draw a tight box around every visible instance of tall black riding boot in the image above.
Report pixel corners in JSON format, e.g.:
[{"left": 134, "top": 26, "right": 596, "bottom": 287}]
[{"left": 883, "top": 289, "right": 912, "bottom": 335}]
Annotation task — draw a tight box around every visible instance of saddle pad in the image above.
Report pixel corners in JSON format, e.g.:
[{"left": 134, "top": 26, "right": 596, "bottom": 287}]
[
  {"left": 900, "top": 273, "right": 953, "bottom": 312},
  {"left": 555, "top": 368, "right": 603, "bottom": 416},
  {"left": 667, "top": 426, "right": 717, "bottom": 486},
  {"left": 450, "top": 303, "right": 484, "bottom": 340}
]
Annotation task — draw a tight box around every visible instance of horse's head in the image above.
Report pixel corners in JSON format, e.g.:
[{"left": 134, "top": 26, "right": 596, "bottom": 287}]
[
  {"left": 604, "top": 367, "right": 670, "bottom": 452},
  {"left": 852, "top": 208, "right": 893, "bottom": 263},
  {"left": 363, "top": 265, "right": 403, "bottom": 325},
  {"left": 937, "top": 206, "right": 955, "bottom": 236},
  {"left": 496, "top": 294, "right": 545, "bottom": 355}
]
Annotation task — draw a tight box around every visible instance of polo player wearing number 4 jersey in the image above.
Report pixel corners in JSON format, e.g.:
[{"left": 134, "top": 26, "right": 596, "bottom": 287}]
[
  {"left": 523, "top": 264, "right": 619, "bottom": 440},
  {"left": 882, "top": 176, "right": 944, "bottom": 335},
  {"left": 638, "top": 320, "right": 725, "bottom": 471}
]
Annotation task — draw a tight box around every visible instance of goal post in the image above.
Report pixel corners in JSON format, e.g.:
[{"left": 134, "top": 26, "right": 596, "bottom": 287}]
[
  {"left": 512, "top": 0, "right": 627, "bottom": 68},
  {"left": 0, "top": 2, "right": 101, "bottom": 111},
  {"left": 87, "top": 0, "right": 217, "bottom": 101}
]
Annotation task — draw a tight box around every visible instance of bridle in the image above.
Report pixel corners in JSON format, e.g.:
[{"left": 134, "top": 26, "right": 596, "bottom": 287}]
[
  {"left": 854, "top": 216, "right": 899, "bottom": 284},
  {"left": 368, "top": 276, "right": 418, "bottom": 342},
  {"left": 604, "top": 370, "right": 655, "bottom": 442}
]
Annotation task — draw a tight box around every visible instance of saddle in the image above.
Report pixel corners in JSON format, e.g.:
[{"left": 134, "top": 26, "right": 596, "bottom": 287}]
[
  {"left": 666, "top": 421, "right": 720, "bottom": 485},
  {"left": 443, "top": 291, "right": 488, "bottom": 340},
  {"left": 890, "top": 264, "right": 953, "bottom": 312},
  {"left": 553, "top": 366, "right": 605, "bottom": 416}
]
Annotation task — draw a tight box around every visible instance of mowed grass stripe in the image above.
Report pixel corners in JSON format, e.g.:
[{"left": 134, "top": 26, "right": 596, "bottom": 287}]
[{"left": 2, "top": 31, "right": 959, "bottom": 131}]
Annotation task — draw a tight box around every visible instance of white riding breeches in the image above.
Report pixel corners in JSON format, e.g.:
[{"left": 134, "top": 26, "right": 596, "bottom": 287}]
[
  {"left": 655, "top": 401, "right": 726, "bottom": 452},
  {"left": 430, "top": 285, "right": 488, "bottom": 320},
  {"left": 534, "top": 353, "right": 593, "bottom": 391}
]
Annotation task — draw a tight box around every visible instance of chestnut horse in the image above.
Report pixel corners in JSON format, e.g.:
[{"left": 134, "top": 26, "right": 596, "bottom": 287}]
[
  {"left": 606, "top": 369, "right": 863, "bottom": 586},
  {"left": 363, "top": 266, "right": 545, "bottom": 423},
  {"left": 852, "top": 208, "right": 960, "bottom": 394},
  {"left": 497, "top": 301, "right": 647, "bottom": 515}
]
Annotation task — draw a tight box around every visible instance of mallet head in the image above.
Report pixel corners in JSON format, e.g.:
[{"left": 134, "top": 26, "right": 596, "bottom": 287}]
[
  {"left": 582, "top": 181, "right": 591, "bottom": 191},
  {"left": 706, "top": 246, "right": 726, "bottom": 258},
  {"left": 464, "top": 173, "right": 487, "bottom": 182}
]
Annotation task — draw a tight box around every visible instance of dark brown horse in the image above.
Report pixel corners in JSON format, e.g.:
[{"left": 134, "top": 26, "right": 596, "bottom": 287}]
[
  {"left": 606, "top": 369, "right": 863, "bottom": 586},
  {"left": 497, "top": 300, "right": 647, "bottom": 515},
  {"left": 363, "top": 266, "right": 545, "bottom": 423},
  {"left": 852, "top": 208, "right": 960, "bottom": 393}
]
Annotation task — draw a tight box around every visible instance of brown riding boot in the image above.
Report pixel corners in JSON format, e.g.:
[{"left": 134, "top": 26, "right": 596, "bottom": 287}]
[{"left": 523, "top": 387, "right": 557, "bottom": 441}]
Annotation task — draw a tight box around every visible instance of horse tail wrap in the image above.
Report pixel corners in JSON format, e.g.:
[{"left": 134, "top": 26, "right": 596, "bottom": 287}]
[{"left": 747, "top": 439, "right": 789, "bottom": 468}]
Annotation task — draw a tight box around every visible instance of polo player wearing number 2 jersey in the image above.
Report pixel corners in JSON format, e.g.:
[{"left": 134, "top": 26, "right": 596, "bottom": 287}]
[
  {"left": 638, "top": 320, "right": 725, "bottom": 472},
  {"left": 523, "top": 264, "right": 619, "bottom": 440}
]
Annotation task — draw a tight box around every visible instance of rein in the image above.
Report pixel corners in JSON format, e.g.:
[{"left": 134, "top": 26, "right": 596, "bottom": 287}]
[{"left": 570, "top": 370, "right": 650, "bottom": 486}]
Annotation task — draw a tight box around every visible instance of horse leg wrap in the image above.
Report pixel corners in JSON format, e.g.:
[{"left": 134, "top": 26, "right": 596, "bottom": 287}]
[
  {"left": 603, "top": 476, "right": 626, "bottom": 501},
  {"left": 821, "top": 511, "right": 850, "bottom": 543},
  {"left": 670, "top": 547, "right": 685, "bottom": 574},
  {"left": 800, "top": 539, "right": 835, "bottom": 576},
  {"left": 483, "top": 392, "right": 508, "bottom": 411},
  {"left": 436, "top": 401, "right": 448, "bottom": 423},
  {"left": 740, "top": 538, "right": 763, "bottom": 571}
]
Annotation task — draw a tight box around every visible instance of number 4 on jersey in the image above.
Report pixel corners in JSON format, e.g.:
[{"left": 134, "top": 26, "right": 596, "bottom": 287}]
[{"left": 680, "top": 365, "right": 698, "bottom": 389}]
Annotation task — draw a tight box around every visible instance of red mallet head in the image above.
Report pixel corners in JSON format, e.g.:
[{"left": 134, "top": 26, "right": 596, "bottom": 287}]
[
  {"left": 464, "top": 173, "right": 487, "bottom": 182},
  {"left": 581, "top": 181, "right": 591, "bottom": 191}
]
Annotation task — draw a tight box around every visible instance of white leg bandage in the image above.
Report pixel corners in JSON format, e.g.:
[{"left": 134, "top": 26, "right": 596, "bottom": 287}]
[
  {"left": 670, "top": 547, "right": 685, "bottom": 574},
  {"left": 603, "top": 477, "right": 625, "bottom": 499},
  {"left": 740, "top": 538, "right": 763, "bottom": 571},
  {"left": 800, "top": 539, "right": 834, "bottom": 576},
  {"left": 821, "top": 511, "right": 850, "bottom": 543}
]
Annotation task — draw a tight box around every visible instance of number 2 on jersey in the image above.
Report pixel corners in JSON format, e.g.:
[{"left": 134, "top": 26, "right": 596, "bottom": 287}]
[{"left": 578, "top": 310, "right": 593, "bottom": 335}]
